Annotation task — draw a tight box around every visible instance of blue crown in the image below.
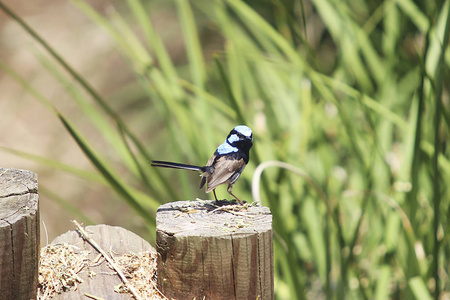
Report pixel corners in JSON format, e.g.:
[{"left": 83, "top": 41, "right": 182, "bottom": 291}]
[{"left": 234, "top": 125, "right": 252, "bottom": 138}]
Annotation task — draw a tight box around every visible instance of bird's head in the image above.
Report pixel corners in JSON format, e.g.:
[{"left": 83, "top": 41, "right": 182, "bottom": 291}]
[{"left": 226, "top": 125, "right": 253, "bottom": 150}]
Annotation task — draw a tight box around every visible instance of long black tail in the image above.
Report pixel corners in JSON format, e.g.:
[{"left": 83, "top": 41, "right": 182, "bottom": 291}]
[{"left": 150, "top": 160, "right": 206, "bottom": 172}]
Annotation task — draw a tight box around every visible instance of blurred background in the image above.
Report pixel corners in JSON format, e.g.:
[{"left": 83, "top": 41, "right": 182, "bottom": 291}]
[{"left": 0, "top": 0, "right": 449, "bottom": 299}]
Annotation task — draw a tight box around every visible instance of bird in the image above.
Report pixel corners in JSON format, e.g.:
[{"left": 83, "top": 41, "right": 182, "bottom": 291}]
[{"left": 150, "top": 125, "right": 253, "bottom": 204}]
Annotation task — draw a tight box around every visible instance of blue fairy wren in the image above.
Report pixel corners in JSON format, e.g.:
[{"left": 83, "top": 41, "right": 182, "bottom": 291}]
[{"left": 151, "top": 125, "right": 253, "bottom": 204}]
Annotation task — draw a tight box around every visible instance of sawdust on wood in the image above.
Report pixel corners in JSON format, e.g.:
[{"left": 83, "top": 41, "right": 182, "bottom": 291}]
[
  {"left": 38, "top": 243, "right": 166, "bottom": 300},
  {"left": 37, "top": 243, "right": 90, "bottom": 299},
  {"left": 113, "top": 251, "right": 167, "bottom": 299}
]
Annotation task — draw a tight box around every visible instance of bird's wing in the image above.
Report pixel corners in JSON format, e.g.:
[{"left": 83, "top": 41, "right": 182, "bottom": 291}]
[
  {"left": 205, "top": 154, "right": 217, "bottom": 167},
  {"left": 199, "top": 154, "right": 217, "bottom": 190},
  {"left": 205, "top": 157, "right": 245, "bottom": 192}
]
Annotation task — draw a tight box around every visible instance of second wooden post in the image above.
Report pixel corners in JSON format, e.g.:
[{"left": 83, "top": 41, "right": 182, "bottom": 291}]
[
  {"left": 156, "top": 200, "right": 273, "bottom": 300},
  {"left": 0, "top": 168, "right": 39, "bottom": 300}
]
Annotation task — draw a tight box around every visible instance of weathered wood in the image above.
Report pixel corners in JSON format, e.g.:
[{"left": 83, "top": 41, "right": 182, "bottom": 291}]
[
  {"left": 0, "top": 167, "right": 39, "bottom": 300},
  {"left": 50, "top": 224, "right": 156, "bottom": 300},
  {"left": 156, "top": 200, "right": 273, "bottom": 300}
]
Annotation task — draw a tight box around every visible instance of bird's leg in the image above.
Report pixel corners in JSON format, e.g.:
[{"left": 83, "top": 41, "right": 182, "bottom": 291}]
[
  {"left": 213, "top": 189, "right": 219, "bottom": 203},
  {"left": 227, "top": 185, "right": 243, "bottom": 205}
]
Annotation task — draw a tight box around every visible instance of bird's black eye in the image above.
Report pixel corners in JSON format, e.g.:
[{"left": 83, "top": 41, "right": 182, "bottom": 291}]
[{"left": 231, "top": 128, "right": 252, "bottom": 140}]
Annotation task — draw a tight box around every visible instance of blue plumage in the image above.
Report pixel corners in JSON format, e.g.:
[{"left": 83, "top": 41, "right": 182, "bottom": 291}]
[
  {"left": 234, "top": 125, "right": 252, "bottom": 138},
  {"left": 217, "top": 142, "right": 238, "bottom": 154}
]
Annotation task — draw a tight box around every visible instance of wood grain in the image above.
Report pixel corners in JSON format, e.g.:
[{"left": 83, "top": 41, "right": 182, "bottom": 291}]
[
  {"left": 0, "top": 168, "right": 39, "bottom": 300},
  {"left": 156, "top": 200, "right": 273, "bottom": 300}
]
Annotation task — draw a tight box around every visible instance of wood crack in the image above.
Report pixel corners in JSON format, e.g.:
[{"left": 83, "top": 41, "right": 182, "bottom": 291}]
[
  {"left": 9, "top": 221, "right": 16, "bottom": 297},
  {"left": 0, "top": 188, "right": 38, "bottom": 198},
  {"left": 230, "top": 234, "right": 237, "bottom": 300}
]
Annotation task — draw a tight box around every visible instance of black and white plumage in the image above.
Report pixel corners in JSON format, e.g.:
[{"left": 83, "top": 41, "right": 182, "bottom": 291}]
[{"left": 151, "top": 125, "right": 253, "bottom": 204}]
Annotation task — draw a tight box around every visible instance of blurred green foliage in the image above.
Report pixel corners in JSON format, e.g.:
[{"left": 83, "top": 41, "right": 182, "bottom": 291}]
[{"left": 1, "top": 0, "right": 449, "bottom": 299}]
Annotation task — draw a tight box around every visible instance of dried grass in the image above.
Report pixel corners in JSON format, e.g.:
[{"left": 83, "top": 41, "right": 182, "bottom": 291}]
[
  {"left": 38, "top": 243, "right": 90, "bottom": 300},
  {"left": 113, "top": 252, "right": 167, "bottom": 300},
  {"left": 38, "top": 244, "right": 166, "bottom": 300}
]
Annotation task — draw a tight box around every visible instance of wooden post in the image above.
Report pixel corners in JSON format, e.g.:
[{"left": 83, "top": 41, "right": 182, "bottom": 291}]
[
  {"left": 0, "top": 168, "right": 39, "bottom": 300},
  {"left": 156, "top": 200, "right": 273, "bottom": 300}
]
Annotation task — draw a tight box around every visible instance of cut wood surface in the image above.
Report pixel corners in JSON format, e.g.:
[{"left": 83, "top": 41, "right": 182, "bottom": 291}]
[
  {"left": 0, "top": 167, "right": 39, "bottom": 300},
  {"left": 156, "top": 200, "right": 274, "bottom": 300},
  {"left": 48, "top": 224, "right": 156, "bottom": 300}
]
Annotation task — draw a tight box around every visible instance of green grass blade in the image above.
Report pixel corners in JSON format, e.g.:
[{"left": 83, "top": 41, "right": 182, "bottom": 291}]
[
  {"left": 0, "top": 147, "right": 105, "bottom": 184},
  {"left": 430, "top": 2, "right": 450, "bottom": 298},
  {"left": 408, "top": 277, "right": 433, "bottom": 300},
  {"left": 0, "top": 1, "right": 154, "bottom": 178},
  {"left": 0, "top": 1, "right": 115, "bottom": 119},
  {"left": 71, "top": 0, "right": 153, "bottom": 70},
  {"left": 176, "top": 0, "right": 206, "bottom": 88},
  {"left": 108, "top": 7, "right": 153, "bottom": 70},
  {"left": 126, "top": 0, "right": 182, "bottom": 97},
  {"left": 319, "top": 74, "right": 408, "bottom": 129},
  {"left": 302, "top": 198, "right": 326, "bottom": 283},
  {"left": 116, "top": 122, "right": 167, "bottom": 203},
  {"left": 31, "top": 49, "right": 138, "bottom": 173},
  {"left": 214, "top": 56, "right": 247, "bottom": 124},
  {"left": 374, "top": 265, "right": 391, "bottom": 300},
  {"left": 176, "top": 0, "right": 214, "bottom": 149},
  {"left": 0, "top": 59, "right": 53, "bottom": 111},
  {"left": 57, "top": 111, "right": 157, "bottom": 223},
  {"left": 395, "top": 0, "right": 430, "bottom": 32},
  {"left": 179, "top": 79, "right": 236, "bottom": 118}
]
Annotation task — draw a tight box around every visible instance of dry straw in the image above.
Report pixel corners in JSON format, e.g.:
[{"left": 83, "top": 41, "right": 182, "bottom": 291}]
[{"left": 38, "top": 221, "right": 167, "bottom": 300}]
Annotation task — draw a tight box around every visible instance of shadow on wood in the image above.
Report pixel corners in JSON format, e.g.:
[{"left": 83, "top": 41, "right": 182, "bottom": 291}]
[
  {"left": 156, "top": 200, "right": 274, "bottom": 300},
  {"left": 0, "top": 168, "right": 39, "bottom": 300}
]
